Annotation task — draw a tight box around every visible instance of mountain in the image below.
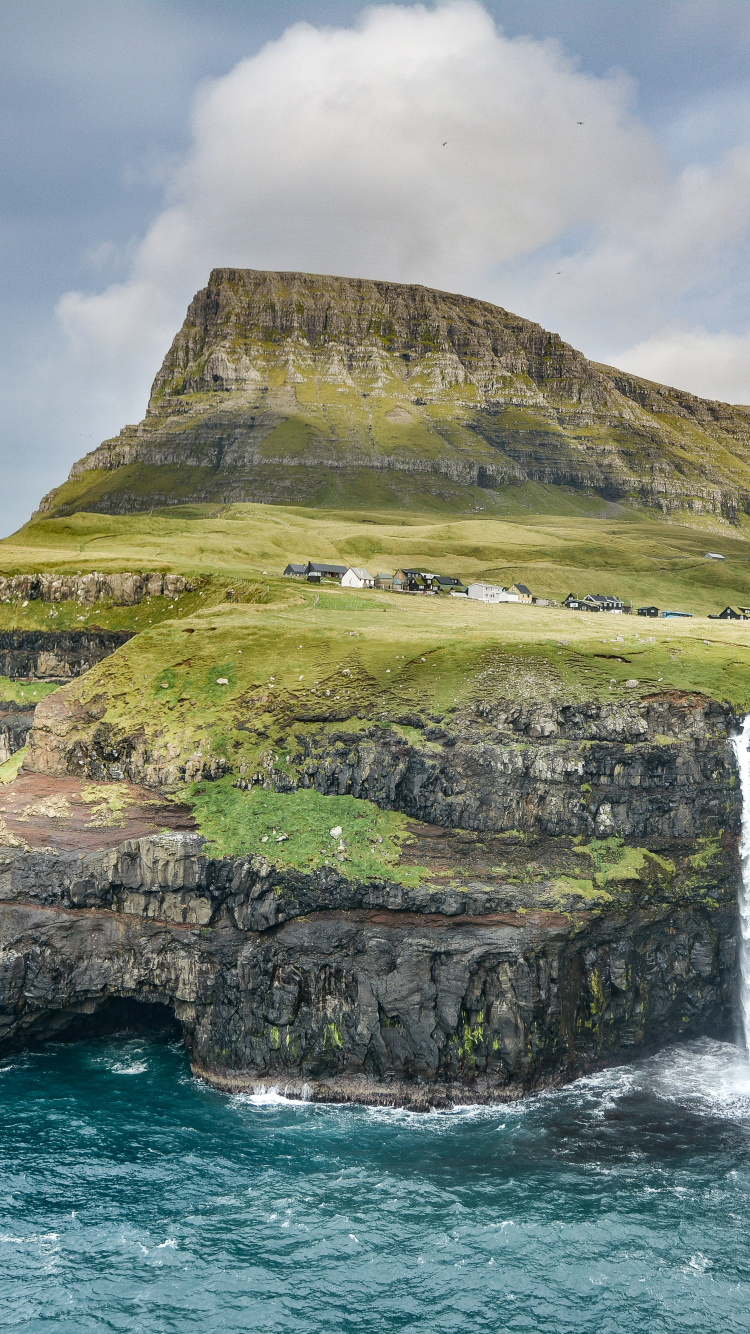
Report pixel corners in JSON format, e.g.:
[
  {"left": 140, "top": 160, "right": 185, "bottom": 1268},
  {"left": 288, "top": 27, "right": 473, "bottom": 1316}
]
[{"left": 37, "top": 268, "right": 750, "bottom": 521}]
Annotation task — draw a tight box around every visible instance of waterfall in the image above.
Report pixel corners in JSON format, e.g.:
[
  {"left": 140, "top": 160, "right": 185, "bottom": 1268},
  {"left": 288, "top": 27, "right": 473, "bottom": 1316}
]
[{"left": 731, "top": 715, "right": 750, "bottom": 1054}]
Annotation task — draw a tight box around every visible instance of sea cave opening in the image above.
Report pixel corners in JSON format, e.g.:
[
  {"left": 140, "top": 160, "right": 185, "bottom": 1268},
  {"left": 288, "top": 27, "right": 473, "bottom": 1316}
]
[
  {"left": 47, "top": 997, "right": 183, "bottom": 1047},
  {"left": 0, "top": 995, "right": 186, "bottom": 1058}
]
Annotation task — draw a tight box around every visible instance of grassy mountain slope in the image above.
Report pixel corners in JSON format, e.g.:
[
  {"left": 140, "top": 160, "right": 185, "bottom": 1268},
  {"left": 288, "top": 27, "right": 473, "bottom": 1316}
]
[
  {"left": 20, "top": 576, "right": 750, "bottom": 857},
  {"left": 36, "top": 268, "right": 750, "bottom": 521}
]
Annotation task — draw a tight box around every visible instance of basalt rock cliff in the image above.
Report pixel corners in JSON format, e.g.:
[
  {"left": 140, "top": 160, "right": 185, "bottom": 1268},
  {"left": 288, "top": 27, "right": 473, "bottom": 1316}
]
[
  {"left": 0, "top": 690, "right": 740, "bottom": 1106},
  {"left": 0, "top": 629, "right": 134, "bottom": 682},
  {"left": 37, "top": 269, "right": 750, "bottom": 521},
  {"left": 0, "top": 833, "right": 736, "bottom": 1108}
]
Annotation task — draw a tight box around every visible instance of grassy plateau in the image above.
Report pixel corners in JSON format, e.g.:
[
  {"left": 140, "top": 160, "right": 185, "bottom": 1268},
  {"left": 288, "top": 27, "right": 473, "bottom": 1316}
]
[{"left": 4, "top": 499, "right": 750, "bottom": 878}]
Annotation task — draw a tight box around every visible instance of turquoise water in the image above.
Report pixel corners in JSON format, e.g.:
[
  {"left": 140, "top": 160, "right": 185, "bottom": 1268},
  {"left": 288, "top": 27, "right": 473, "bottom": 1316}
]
[{"left": 2, "top": 1036, "right": 750, "bottom": 1332}]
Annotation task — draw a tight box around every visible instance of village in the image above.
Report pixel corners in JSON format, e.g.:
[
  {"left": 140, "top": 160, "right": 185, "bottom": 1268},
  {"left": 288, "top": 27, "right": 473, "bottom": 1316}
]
[{"left": 283, "top": 558, "right": 750, "bottom": 620}]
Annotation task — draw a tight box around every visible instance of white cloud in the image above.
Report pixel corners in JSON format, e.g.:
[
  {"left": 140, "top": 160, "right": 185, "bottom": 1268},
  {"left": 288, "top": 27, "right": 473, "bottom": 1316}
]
[
  {"left": 55, "top": 2, "right": 662, "bottom": 410},
  {"left": 524, "top": 140, "right": 750, "bottom": 345},
  {"left": 614, "top": 327, "right": 750, "bottom": 404},
  {"left": 53, "top": 0, "right": 750, "bottom": 447},
  {"left": 172, "top": 1, "right": 656, "bottom": 276}
]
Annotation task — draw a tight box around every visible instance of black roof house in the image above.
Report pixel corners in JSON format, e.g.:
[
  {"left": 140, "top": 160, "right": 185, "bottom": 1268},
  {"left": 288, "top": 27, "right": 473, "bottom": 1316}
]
[
  {"left": 564, "top": 593, "right": 599, "bottom": 611},
  {"left": 307, "top": 562, "right": 347, "bottom": 576},
  {"left": 434, "top": 574, "right": 466, "bottom": 591},
  {"left": 585, "top": 593, "right": 625, "bottom": 610},
  {"left": 284, "top": 560, "right": 347, "bottom": 581},
  {"left": 393, "top": 568, "right": 452, "bottom": 592}
]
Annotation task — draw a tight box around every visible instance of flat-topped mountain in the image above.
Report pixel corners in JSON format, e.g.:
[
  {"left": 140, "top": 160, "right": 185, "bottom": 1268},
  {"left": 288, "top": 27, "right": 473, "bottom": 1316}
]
[{"left": 37, "top": 268, "right": 750, "bottom": 519}]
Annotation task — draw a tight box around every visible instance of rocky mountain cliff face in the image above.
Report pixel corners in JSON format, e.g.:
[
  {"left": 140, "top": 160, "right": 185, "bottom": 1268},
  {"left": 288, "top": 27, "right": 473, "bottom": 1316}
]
[
  {"left": 0, "top": 572, "right": 190, "bottom": 605},
  {"left": 0, "top": 629, "right": 134, "bottom": 682},
  {"left": 23, "top": 684, "right": 737, "bottom": 843},
  {"left": 37, "top": 269, "right": 750, "bottom": 520}
]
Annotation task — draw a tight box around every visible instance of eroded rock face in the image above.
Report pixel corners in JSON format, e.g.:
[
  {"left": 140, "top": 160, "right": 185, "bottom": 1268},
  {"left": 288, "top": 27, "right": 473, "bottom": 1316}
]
[
  {"left": 0, "top": 572, "right": 190, "bottom": 606},
  {"left": 0, "top": 831, "right": 737, "bottom": 1107},
  {"left": 0, "top": 704, "right": 35, "bottom": 764},
  {"left": 291, "top": 695, "right": 737, "bottom": 841},
  {"left": 0, "top": 630, "right": 134, "bottom": 681},
  {"left": 36, "top": 269, "right": 750, "bottom": 520}
]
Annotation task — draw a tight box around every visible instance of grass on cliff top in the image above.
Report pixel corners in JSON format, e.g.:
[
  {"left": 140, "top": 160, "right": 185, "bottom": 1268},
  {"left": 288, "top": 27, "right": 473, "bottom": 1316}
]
[
  {"left": 5, "top": 500, "right": 750, "bottom": 618},
  {"left": 190, "top": 778, "right": 426, "bottom": 883},
  {"left": 41, "top": 582, "right": 750, "bottom": 807}
]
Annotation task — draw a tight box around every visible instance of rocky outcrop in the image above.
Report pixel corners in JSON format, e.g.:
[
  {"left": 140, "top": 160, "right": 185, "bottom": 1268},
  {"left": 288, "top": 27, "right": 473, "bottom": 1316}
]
[
  {"left": 0, "top": 572, "right": 190, "bottom": 605},
  {"left": 0, "top": 703, "right": 34, "bottom": 763},
  {"left": 35, "top": 269, "right": 750, "bottom": 520},
  {"left": 0, "top": 630, "right": 133, "bottom": 681},
  {"left": 25, "top": 689, "right": 740, "bottom": 845},
  {"left": 0, "top": 831, "right": 737, "bottom": 1106},
  {"left": 287, "top": 695, "right": 736, "bottom": 840}
]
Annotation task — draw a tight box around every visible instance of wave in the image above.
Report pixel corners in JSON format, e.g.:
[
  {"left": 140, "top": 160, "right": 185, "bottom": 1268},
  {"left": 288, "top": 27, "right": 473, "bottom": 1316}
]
[{"left": 222, "top": 1038, "right": 750, "bottom": 1131}]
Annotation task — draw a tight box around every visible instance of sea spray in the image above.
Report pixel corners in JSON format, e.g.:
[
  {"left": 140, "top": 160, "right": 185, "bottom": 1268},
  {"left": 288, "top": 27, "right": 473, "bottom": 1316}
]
[{"left": 731, "top": 715, "right": 750, "bottom": 1053}]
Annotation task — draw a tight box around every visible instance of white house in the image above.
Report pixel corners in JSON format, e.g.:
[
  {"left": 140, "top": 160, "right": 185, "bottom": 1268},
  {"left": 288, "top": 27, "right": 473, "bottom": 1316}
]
[
  {"left": 342, "top": 567, "right": 375, "bottom": 589},
  {"left": 466, "top": 583, "right": 519, "bottom": 603}
]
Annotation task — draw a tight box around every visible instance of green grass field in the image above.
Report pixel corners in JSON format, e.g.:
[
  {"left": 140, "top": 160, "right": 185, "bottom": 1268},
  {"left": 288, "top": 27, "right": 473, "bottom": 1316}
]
[
  {"left": 4, "top": 500, "right": 750, "bottom": 619},
  {"left": 189, "top": 780, "right": 426, "bottom": 882},
  {"left": 0, "top": 678, "right": 59, "bottom": 706}
]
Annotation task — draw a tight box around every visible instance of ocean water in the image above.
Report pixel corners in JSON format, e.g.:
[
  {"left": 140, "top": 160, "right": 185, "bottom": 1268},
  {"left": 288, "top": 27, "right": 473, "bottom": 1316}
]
[{"left": 2, "top": 1036, "right": 750, "bottom": 1332}]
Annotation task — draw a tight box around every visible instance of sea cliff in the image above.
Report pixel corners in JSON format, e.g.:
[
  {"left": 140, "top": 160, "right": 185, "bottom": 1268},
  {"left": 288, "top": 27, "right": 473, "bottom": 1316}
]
[{"left": 0, "top": 691, "right": 739, "bottom": 1107}]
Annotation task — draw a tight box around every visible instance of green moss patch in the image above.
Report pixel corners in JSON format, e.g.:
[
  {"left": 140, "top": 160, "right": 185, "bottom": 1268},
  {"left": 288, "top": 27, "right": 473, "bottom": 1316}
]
[
  {"left": 687, "top": 836, "right": 724, "bottom": 871},
  {"left": 549, "top": 874, "right": 611, "bottom": 903},
  {"left": 0, "top": 748, "right": 26, "bottom": 784},
  {"left": 0, "top": 678, "right": 59, "bottom": 706},
  {"left": 574, "top": 837, "right": 676, "bottom": 893},
  {"left": 187, "top": 779, "right": 428, "bottom": 883},
  {"left": 79, "top": 782, "right": 139, "bottom": 828}
]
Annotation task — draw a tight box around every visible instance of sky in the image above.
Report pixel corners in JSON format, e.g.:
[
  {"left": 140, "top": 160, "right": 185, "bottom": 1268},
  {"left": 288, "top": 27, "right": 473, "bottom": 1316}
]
[{"left": 4, "top": 0, "right": 750, "bottom": 536}]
